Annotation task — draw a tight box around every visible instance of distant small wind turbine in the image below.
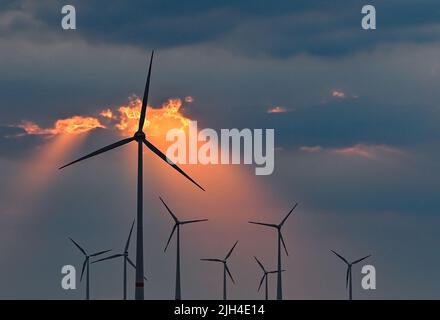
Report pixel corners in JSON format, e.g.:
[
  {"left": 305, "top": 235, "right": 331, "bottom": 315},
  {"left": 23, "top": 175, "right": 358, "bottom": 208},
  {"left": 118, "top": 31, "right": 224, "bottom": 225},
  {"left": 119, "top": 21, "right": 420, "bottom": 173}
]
[
  {"left": 92, "top": 220, "right": 147, "bottom": 300},
  {"left": 160, "top": 197, "right": 208, "bottom": 300},
  {"left": 60, "top": 51, "right": 204, "bottom": 300},
  {"left": 331, "top": 250, "right": 371, "bottom": 300},
  {"left": 69, "top": 238, "right": 111, "bottom": 300},
  {"left": 249, "top": 203, "right": 298, "bottom": 300},
  {"left": 201, "top": 241, "right": 238, "bottom": 300},
  {"left": 254, "top": 256, "right": 284, "bottom": 300}
]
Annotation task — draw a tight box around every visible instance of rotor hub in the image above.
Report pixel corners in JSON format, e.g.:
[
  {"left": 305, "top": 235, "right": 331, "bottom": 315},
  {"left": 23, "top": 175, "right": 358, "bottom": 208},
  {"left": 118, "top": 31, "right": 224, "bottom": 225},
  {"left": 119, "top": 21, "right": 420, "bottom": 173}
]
[{"left": 134, "top": 131, "right": 145, "bottom": 141}]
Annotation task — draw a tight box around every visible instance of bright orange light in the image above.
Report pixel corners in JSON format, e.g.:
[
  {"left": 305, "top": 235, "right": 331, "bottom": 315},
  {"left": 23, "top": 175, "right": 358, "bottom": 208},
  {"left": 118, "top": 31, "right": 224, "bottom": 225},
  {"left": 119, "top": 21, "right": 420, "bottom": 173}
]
[
  {"left": 113, "top": 97, "right": 191, "bottom": 137},
  {"left": 100, "top": 109, "right": 115, "bottom": 119},
  {"left": 6, "top": 133, "right": 86, "bottom": 216},
  {"left": 19, "top": 116, "right": 104, "bottom": 136}
]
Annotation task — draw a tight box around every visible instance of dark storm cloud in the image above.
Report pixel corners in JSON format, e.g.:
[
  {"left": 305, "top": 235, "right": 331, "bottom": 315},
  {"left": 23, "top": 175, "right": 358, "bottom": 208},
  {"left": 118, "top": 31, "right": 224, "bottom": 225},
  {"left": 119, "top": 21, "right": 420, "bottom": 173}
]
[{"left": 2, "top": 0, "right": 440, "bottom": 58}]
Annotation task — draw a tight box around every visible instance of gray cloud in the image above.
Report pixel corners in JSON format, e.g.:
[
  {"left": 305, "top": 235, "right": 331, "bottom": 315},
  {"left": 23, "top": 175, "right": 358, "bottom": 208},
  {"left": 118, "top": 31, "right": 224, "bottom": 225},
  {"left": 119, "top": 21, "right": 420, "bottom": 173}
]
[{"left": 1, "top": 1, "right": 440, "bottom": 58}]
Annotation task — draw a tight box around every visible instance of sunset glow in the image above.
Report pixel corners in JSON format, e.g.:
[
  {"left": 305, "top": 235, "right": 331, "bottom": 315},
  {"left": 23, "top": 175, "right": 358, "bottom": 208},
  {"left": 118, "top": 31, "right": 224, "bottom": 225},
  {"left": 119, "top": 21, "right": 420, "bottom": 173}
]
[
  {"left": 19, "top": 116, "right": 105, "bottom": 136},
  {"left": 113, "top": 97, "right": 191, "bottom": 137},
  {"left": 267, "top": 106, "right": 288, "bottom": 114}
]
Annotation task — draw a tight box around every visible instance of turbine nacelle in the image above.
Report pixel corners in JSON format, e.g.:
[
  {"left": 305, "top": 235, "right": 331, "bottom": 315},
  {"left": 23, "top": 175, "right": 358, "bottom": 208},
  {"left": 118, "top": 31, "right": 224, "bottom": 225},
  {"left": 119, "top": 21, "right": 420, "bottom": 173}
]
[{"left": 134, "top": 131, "right": 146, "bottom": 141}]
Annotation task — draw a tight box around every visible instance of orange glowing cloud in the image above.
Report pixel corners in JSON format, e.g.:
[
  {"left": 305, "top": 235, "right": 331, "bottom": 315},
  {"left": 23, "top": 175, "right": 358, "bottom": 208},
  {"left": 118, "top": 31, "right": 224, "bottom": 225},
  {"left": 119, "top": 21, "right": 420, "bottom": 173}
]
[
  {"left": 110, "top": 97, "right": 191, "bottom": 137},
  {"left": 331, "top": 90, "right": 346, "bottom": 99},
  {"left": 100, "top": 109, "right": 115, "bottom": 119},
  {"left": 18, "top": 116, "right": 105, "bottom": 136},
  {"left": 267, "top": 106, "right": 289, "bottom": 114},
  {"left": 15, "top": 96, "right": 192, "bottom": 140}
]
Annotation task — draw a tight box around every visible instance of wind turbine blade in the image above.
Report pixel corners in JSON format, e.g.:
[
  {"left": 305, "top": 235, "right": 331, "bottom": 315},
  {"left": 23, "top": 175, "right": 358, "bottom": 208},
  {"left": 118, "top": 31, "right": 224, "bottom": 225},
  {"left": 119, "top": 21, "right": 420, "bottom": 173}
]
[
  {"left": 138, "top": 51, "right": 154, "bottom": 131},
  {"left": 69, "top": 238, "right": 86, "bottom": 256},
  {"left": 346, "top": 267, "right": 351, "bottom": 289},
  {"left": 254, "top": 256, "right": 266, "bottom": 273},
  {"left": 127, "top": 257, "right": 136, "bottom": 269},
  {"left": 59, "top": 137, "right": 135, "bottom": 169},
  {"left": 331, "top": 250, "right": 349, "bottom": 265},
  {"left": 225, "top": 241, "right": 238, "bottom": 260},
  {"left": 80, "top": 258, "right": 87, "bottom": 282},
  {"left": 159, "top": 197, "right": 179, "bottom": 223},
  {"left": 258, "top": 274, "right": 266, "bottom": 292},
  {"left": 280, "top": 232, "right": 289, "bottom": 256},
  {"left": 352, "top": 254, "right": 371, "bottom": 265},
  {"left": 268, "top": 270, "right": 286, "bottom": 274},
  {"left": 200, "top": 258, "right": 223, "bottom": 263},
  {"left": 127, "top": 257, "right": 148, "bottom": 281},
  {"left": 90, "top": 249, "right": 112, "bottom": 257},
  {"left": 143, "top": 138, "right": 205, "bottom": 191},
  {"left": 164, "top": 224, "right": 177, "bottom": 252},
  {"left": 181, "top": 219, "right": 208, "bottom": 225},
  {"left": 124, "top": 220, "right": 135, "bottom": 252},
  {"left": 280, "top": 203, "right": 298, "bottom": 226},
  {"left": 225, "top": 264, "right": 235, "bottom": 284},
  {"left": 91, "top": 254, "right": 123, "bottom": 264},
  {"left": 248, "top": 221, "right": 278, "bottom": 228}
]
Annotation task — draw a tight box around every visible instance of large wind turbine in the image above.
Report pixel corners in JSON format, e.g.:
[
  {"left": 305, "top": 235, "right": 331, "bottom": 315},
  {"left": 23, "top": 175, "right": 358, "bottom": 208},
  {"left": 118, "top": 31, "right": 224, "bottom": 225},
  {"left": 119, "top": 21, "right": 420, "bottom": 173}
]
[
  {"left": 160, "top": 197, "right": 208, "bottom": 300},
  {"left": 59, "top": 51, "right": 204, "bottom": 300},
  {"left": 249, "top": 203, "right": 298, "bottom": 300},
  {"left": 331, "top": 250, "right": 371, "bottom": 300},
  {"left": 69, "top": 238, "right": 111, "bottom": 300},
  {"left": 254, "top": 256, "right": 284, "bottom": 300},
  {"left": 201, "top": 241, "right": 238, "bottom": 300},
  {"left": 92, "top": 220, "right": 147, "bottom": 300}
]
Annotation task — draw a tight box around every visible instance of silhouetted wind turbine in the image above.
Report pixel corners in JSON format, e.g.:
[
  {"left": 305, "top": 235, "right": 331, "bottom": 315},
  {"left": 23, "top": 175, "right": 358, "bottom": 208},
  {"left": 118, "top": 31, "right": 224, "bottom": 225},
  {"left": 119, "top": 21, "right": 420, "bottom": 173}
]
[
  {"left": 331, "top": 250, "right": 371, "bottom": 300},
  {"left": 92, "top": 220, "right": 147, "bottom": 300},
  {"left": 254, "top": 256, "right": 284, "bottom": 300},
  {"left": 160, "top": 197, "right": 208, "bottom": 300},
  {"left": 249, "top": 203, "right": 298, "bottom": 300},
  {"left": 69, "top": 238, "right": 111, "bottom": 300},
  {"left": 201, "top": 241, "right": 238, "bottom": 300},
  {"left": 59, "top": 51, "right": 204, "bottom": 300}
]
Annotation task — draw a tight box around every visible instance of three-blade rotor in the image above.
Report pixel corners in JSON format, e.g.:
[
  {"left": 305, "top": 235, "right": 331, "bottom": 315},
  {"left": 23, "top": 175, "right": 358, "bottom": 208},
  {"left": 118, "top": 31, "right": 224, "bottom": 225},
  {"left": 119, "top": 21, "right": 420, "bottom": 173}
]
[
  {"left": 201, "top": 241, "right": 238, "bottom": 284},
  {"left": 160, "top": 197, "right": 208, "bottom": 252},
  {"left": 69, "top": 238, "right": 111, "bottom": 281},
  {"left": 331, "top": 250, "right": 371, "bottom": 288},
  {"left": 59, "top": 51, "right": 204, "bottom": 192},
  {"left": 249, "top": 203, "right": 298, "bottom": 257}
]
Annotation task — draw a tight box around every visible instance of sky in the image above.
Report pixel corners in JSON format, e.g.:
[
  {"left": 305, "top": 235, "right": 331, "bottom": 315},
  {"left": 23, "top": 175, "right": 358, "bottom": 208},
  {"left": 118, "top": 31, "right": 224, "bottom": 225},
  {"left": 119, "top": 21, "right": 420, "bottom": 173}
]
[{"left": 0, "top": 0, "right": 440, "bottom": 299}]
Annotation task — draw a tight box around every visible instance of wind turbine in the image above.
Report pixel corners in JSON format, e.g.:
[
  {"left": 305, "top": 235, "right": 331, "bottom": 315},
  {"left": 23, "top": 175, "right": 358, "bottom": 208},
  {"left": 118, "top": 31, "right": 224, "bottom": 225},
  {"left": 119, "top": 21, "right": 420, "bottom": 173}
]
[
  {"left": 254, "top": 256, "right": 284, "bottom": 300},
  {"left": 59, "top": 51, "right": 205, "bottom": 300},
  {"left": 331, "top": 250, "right": 371, "bottom": 300},
  {"left": 69, "top": 238, "right": 111, "bottom": 300},
  {"left": 160, "top": 197, "right": 208, "bottom": 300},
  {"left": 201, "top": 241, "right": 238, "bottom": 300},
  {"left": 92, "top": 220, "right": 148, "bottom": 300},
  {"left": 249, "top": 203, "right": 298, "bottom": 300}
]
